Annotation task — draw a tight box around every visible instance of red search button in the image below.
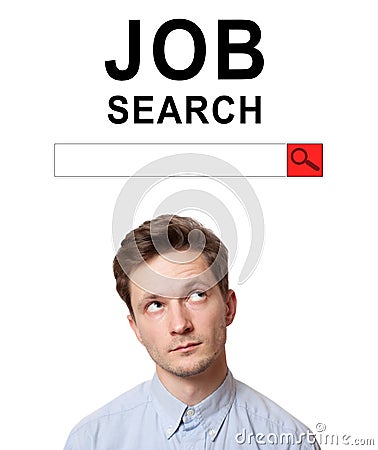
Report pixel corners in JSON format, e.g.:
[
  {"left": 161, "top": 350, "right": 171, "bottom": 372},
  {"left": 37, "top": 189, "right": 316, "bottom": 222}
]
[{"left": 287, "top": 144, "right": 323, "bottom": 177}]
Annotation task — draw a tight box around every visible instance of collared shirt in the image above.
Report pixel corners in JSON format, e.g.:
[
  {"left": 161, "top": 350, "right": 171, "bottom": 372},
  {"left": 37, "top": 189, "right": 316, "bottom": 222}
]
[{"left": 64, "top": 372, "right": 320, "bottom": 450}]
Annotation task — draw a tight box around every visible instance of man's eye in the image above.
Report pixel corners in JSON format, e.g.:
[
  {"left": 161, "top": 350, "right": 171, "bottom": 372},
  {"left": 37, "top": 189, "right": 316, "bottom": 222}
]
[
  {"left": 146, "top": 301, "right": 163, "bottom": 313},
  {"left": 188, "top": 291, "right": 206, "bottom": 302}
]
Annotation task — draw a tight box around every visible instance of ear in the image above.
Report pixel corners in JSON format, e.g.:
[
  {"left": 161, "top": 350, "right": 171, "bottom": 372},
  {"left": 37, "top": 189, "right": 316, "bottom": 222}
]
[
  {"left": 224, "top": 289, "right": 237, "bottom": 326},
  {"left": 128, "top": 315, "right": 144, "bottom": 345}
]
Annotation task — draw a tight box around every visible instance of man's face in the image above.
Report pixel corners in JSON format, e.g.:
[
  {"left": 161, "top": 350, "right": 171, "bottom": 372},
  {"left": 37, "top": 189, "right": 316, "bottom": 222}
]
[{"left": 128, "top": 252, "right": 236, "bottom": 378}]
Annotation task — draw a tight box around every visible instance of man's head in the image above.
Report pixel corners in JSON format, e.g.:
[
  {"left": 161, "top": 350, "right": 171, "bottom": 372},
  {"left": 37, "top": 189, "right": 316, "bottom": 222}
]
[
  {"left": 113, "top": 214, "right": 229, "bottom": 319},
  {"left": 113, "top": 215, "right": 236, "bottom": 380}
]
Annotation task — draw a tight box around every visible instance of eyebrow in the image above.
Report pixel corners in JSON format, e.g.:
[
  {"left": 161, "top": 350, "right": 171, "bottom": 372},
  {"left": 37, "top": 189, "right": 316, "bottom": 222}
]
[{"left": 181, "top": 279, "right": 212, "bottom": 292}]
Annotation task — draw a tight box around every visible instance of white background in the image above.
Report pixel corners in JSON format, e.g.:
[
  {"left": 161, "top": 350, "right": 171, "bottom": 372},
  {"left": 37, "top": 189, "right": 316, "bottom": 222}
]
[{"left": 1, "top": 1, "right": 377, "bottom": 449}]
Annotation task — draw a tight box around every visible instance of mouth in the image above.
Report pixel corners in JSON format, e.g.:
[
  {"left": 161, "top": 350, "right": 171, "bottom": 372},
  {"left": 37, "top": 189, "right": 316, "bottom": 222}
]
[{"left": 170, "top": 342, "right": 201, "bottom": 353}]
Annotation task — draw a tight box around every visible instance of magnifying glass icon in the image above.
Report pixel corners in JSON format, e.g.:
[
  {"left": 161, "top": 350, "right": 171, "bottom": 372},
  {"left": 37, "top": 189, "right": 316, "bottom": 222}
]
[{"left": 290, "top": 148, "right": 320, "bottom": 171}]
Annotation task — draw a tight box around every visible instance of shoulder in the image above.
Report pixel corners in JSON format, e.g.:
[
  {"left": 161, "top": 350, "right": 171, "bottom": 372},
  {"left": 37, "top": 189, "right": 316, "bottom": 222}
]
[
  {"left": 65, "top": 380, "right": 152, "bottom": 441},
  {"left": 233, "top": 378, "right": 317, "bottom": 445}
]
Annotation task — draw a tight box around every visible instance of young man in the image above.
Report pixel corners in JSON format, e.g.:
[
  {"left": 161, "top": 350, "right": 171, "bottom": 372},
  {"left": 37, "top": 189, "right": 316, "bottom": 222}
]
[{"left": 64, "top": 215, "right": 319, "bottom": 450}]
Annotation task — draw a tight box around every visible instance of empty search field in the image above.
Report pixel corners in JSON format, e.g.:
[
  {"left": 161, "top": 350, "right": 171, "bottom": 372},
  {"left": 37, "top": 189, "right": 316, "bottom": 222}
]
[{"left": 54, "top": 143, "right": 287, "bottom": 177}]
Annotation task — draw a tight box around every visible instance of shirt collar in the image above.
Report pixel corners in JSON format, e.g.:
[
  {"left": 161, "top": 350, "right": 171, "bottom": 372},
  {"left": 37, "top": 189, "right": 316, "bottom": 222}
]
[
  {"left": 150, "top": 370, "right": 236, "bottom": 441},
  {"left": 150, "top": 372, "right": 187, "bottom": 439}
]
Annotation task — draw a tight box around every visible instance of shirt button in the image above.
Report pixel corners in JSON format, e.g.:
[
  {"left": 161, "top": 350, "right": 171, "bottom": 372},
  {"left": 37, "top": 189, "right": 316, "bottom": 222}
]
[
  {"left": 187, "top": 409, "right": 194, "bottom": 416},
  {"left": 166, "top": 427, "right": 173, "bottom": 435},
  {"left": 209, "top": 429, "right": 216, "bottom": 437}
]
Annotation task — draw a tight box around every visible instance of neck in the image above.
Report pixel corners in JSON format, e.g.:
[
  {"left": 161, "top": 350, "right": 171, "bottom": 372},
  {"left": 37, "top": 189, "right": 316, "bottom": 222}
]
[{"left": 156, "top": 350, "right": 228, "bottom": 406}]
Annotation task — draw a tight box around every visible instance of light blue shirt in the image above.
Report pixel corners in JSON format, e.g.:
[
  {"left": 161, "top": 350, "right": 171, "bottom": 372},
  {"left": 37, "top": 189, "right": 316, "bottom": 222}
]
[{"left": 64, "top": 371, "right": 320, "bottom": 450}]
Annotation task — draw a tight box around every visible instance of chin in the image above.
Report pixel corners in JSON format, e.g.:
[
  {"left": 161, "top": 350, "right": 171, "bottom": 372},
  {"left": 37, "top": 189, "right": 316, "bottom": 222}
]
[
  {"left": 165, "top": 355, "right": 216, "bottom": 378},
  {"left": 170, "top": 366, "right": 208, "bottom": 378}
]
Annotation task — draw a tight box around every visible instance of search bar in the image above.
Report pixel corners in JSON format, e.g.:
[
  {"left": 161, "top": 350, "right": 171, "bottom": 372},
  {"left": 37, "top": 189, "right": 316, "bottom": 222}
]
[{"left": 53, "top": 143, "right": 312, "bottom": 177}]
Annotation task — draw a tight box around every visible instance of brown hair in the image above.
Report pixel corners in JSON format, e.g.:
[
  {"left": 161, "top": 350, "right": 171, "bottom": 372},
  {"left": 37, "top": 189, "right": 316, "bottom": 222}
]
[{"left": 113, "top": 214, "right": 229, "bottom": 317}]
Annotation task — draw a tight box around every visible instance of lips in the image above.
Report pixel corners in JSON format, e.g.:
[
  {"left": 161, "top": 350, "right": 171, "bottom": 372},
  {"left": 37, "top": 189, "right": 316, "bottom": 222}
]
[{"left": 170, "top": 342, "right": 201, "bottom": 352}]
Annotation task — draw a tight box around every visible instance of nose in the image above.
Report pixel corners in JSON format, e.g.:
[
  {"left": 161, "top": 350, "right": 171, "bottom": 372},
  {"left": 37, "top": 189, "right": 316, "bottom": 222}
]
[{"left": 168, "top": 302, "right": 194, "bottom": 335}]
